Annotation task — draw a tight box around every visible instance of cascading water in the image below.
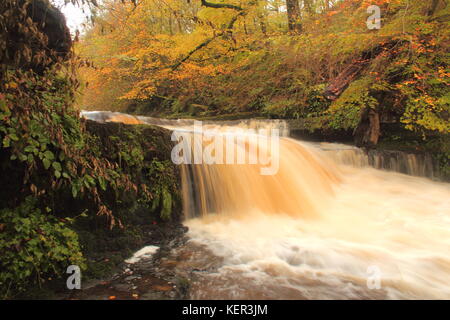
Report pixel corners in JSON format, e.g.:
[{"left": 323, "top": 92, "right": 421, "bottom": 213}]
[
  {"left": 314, "top": 142, "right": 438, "bottom": 179},
  {"left": 80, "top": 111, "right": 439, "bottom": 180},
  {"left": 81, "top": 111, "right": 450, "bottom": 299},
  {"left": 170, "top": 123, "right": 450, "bottom": 300},
  {"left": 173, "top": 128, "right": 339, "bottom": 220}
]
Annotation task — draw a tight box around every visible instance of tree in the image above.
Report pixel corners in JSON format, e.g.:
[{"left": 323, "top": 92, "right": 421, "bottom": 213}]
[{"left": 286, "top": 0, "right": 302, "bottom": 33}]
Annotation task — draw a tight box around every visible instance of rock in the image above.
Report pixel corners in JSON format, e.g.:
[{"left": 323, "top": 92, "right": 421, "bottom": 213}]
[
  {"left": 124, "top": 275, "right": 141, "bottom": 282},
  {"left": 113, "top": 283, "right": 131, "bottom": 292},
  {"left": 353, "top": 107, "right": 380, "bottom": 148},
  {"left": 4, "top": 0, "right": 72, "bottom": 72}
]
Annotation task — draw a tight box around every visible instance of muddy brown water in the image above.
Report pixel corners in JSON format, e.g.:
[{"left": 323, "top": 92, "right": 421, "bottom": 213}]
[{"left": 78, "top": 111, "right": 450, "bottom": 299}]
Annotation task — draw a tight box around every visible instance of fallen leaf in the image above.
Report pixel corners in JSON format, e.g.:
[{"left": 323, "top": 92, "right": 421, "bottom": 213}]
[{"left": 153, "top": 285, "right": 172, "bottom": 291}]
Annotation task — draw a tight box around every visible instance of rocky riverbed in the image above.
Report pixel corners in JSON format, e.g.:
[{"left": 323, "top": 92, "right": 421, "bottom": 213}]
[{"left": 60, "top": 224, "right": 225, "bottom": 300}]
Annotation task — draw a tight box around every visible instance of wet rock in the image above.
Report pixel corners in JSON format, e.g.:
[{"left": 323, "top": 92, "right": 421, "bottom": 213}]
[
  {"left": 113, "top": 283, "right": 132, "bottom": 292},
  {"left": 124, "top": 275, "right": 141, "bottom": 282}
]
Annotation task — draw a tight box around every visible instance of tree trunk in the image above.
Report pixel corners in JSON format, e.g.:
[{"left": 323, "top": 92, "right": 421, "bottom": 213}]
[
  {"left": 259, "top": 14, "right": 267, "bottom": 34},
  {"left": 286, "top": 0, "right": 302, "bottom": 33},
  {"left": 428, "top": 0, "right": 446, "bottom": 16}
]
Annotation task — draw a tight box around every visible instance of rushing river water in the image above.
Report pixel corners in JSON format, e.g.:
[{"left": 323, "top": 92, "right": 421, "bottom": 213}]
[{"left": 82, "top": 111, "right": 450, "bottom": 299}]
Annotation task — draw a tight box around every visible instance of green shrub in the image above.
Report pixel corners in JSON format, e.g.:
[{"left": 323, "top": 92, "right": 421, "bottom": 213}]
[
  {"left": 327, "top": 78, "right": 379, "bottom": 130},
  {"left": 0, "top": 197, "right": 85, "bottom": 298}
]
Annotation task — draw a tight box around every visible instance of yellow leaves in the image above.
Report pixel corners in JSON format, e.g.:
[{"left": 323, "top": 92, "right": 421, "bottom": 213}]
[
  {"left": 198, "top": 7, "right": 232, "bottom": 27},
  {"left": 425, "top": 97, "right": 435, "bottom": 106},
  {"left": 172, "top": 62, "right": 224, "bottom": 82},
  {"left": 437, "top": 67, "right": 450, "bottom": 80},
  {"left": 119, "top": 79, "right": 157, "bottom": 101},
  {"left": 100, "top": 67, "right": 115, "bottom": 76},
  {"left": 403, "top": 80, "right": 416, "bottom": 85},
  {"left": 5, "top": 82, "right": 18, "bottom": 89}
]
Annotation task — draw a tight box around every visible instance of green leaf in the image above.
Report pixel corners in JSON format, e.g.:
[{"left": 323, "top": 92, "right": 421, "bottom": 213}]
[
  {"left": 3, "top": 137, "right": 10, "bottom": 148},
  {"left": 24, "top": 146, "right": 35, "bottom": 153},
  {"left": 0, "top": 98, "right": 9, "bottom": 112},
  {"left": 71, "top": 185, "right": 78, "bottom": 198},
  {"left": 52, "top": 162, "right": 62, "bottom": 172},
  {"left": 98, "top": 176, "right": 107, "bottom": 191},
  {"left": 85, "top": 175, "right": 95, "bottom": 186},
  {"left": 44, "top": 151, "right": 54, "bottom": 161},
  {"left": 43, "top": 158, "right": 51, "bottom": 170}
]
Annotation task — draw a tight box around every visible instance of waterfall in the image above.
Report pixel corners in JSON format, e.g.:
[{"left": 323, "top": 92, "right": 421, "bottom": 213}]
[
  {"left": 81, "top": 111, "right": 450, "bottom": 299},
  {"left": 81, "top": 111, "right": 441, "bottom": 181},
  {"left": 173, "top": 128, "right": 339, "bottom": 219}
]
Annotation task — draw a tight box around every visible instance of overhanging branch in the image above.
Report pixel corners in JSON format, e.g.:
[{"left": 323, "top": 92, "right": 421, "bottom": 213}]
[
  {"left": 170, "top": 11, "right": 244, "bottom": 70},
  {"left": 200, "top": 0, "right": 243, "bottom": 11}
]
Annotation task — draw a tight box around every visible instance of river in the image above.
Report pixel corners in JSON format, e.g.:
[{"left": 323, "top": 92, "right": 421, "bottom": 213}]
[{"left": 81, "top": 111, "right": 450, "bottom": 300}]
